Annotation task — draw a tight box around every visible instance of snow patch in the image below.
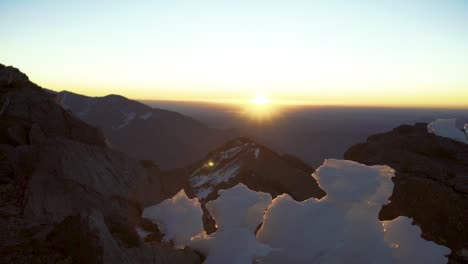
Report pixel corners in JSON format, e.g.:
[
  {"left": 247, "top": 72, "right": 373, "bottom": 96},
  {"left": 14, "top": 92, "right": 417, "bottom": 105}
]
[
  {"left": 139, "top": 111, "right": 153, "bottom": 120},
  {"left": 205, "top": 184, "right": 272, "bottom": 232},
  {"left": 256, "top": 159, "right": 449, "bottom": 263},
  {"left": 254, "top": 148, "right": 260, "bottom": 159},
  {"left": 142, "top": 190, "right": 203, "bottom": 248},
  {"left": 427, "top": 118, "right": 468, "bottom": 144},
  {"left": 145, "top": 159, "right": 449, "bottom": 263},
  {"left": 190, "top": 163, "right": 241, "bottom": 200},
  {"left": 383, "top": 217, "right": 450, "bottom": 264},
  {"left": 189, "top": 143, "right": 256, "bottom": 199},
  {"left": 196, "top": 187, "right": 213, "bottom": 200},
  {"left": 117, "top": 111, "right": 136, "bottom": 129},
  {"left": 190, "top": 184, "right": 272, "bottom": 263},
  {"left": 135, "top": 226, "right": 151, "bottom": 240},
  {"left": 191, "top": 228, "right": 271, "bottom": 264},
  {"left": 218, "top": 145, "right": 245, "bottom": 162}
]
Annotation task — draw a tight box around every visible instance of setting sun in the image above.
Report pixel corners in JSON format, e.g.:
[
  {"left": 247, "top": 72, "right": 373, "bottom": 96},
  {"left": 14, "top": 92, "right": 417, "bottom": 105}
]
[
  {"left": 243, "top": 93, "right": 279, "bottom": 122},
  {"left": 251, "top": 94, "right": 271, "bottom": 106}
]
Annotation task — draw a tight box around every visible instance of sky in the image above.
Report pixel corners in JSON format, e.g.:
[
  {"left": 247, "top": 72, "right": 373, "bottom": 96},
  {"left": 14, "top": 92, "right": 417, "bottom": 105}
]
[{"left": 1, "top": 0, "right": 468, "bottom": 107}]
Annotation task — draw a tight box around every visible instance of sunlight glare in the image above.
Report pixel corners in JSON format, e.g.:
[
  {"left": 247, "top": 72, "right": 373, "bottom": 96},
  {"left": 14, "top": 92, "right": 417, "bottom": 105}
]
[{"left": 251, "top": 94, "right": 271, "bottom": 106}]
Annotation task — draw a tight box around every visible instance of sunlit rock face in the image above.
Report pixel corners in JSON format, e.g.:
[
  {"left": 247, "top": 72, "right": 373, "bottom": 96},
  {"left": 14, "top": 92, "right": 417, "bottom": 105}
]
[
  {"left": 427, "top": 118, "right": 468, "bottom": 144},
  {"left": 143, "top": 160, "right": 450, "bottom": 264}
]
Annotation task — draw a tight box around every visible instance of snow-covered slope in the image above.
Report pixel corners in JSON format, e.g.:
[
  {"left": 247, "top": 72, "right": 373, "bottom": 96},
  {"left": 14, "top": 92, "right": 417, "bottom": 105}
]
[{"left": 143, "top": 159, "right": 450, "bottom": 264}]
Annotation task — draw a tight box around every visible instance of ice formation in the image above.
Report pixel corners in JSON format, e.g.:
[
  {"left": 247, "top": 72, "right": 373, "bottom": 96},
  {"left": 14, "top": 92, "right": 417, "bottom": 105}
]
[
  {"left": 142, "top": 160, "right": 450, "bottom": 263},
  {"left": 383, "top": 217, "right": 450, "bottom": 264},
  {"left": 142, "top": 190, "right": 203, "bottom": 248},
  {"left": 427, "top": 118, "right": 468, "bottom": 144},
  {"left": 190, "top": 184, "right": 272, "bottom": 263},
  {"left": 256, "top": 159, "right": 450, "bottom": 263}
]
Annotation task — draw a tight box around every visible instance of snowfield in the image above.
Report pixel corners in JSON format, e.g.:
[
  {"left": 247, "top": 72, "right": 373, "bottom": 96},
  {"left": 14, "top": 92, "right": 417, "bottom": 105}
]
[
  {"left": 142, "top": 159, "right": 450, "bottom": 263},
  {"left": 427, "top": 118, "right": 468, "bottom": 144}
]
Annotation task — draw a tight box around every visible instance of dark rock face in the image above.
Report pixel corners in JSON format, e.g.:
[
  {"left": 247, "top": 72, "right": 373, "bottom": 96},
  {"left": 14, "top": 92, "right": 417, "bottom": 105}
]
[
  {"left": 186, "top": 137, "right": 326, "bottom": 233},
  {"left": 0, "top": 64, "right": 107, "bottom": 147},
  {"left": 189, "top": 137, "right": 326, "bottom": 202},
  {"left": 0, "top": 64, "right": 201, "bottom": 263},
  {"left": 345, "top": 123, "right": 468, "bottom": 262},
  {"left": 56, "top": 91, "right": 232, "bottom": 169}
]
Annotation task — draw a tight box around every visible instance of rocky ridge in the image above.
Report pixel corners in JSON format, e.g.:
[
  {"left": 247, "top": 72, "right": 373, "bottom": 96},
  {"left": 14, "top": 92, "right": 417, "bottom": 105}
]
[
  {"left": 0, "top": 64, "right": 201, "bottom": 263},
  {"left": 345, "top": 123, "right": 468, "bottom": 262}
]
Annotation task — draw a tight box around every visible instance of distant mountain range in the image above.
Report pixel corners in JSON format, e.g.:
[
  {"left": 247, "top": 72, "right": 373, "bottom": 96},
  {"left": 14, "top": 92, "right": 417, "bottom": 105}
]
[{"left": 56, "top": 91, "right": 233, "bottom": 169}]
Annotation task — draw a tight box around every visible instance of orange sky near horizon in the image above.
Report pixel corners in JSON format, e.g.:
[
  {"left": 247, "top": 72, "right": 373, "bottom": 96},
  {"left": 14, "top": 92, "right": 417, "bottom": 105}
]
[{"left": 2, "top": 1, "right": 468, "bottom": 109}]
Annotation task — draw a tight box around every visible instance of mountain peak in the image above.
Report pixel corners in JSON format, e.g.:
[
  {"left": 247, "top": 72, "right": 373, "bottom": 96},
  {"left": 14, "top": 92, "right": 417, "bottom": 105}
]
[
  {"left": 0, "top": 64, "right": 40, "bottom": 93},
  {"left": 189, "top": 137, "right": 325, "bottom": 202}
]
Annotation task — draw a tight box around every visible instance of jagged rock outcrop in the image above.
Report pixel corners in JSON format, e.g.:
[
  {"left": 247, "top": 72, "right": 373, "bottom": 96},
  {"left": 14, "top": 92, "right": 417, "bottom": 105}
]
[
  {"left": 185, "top": 137, "right": 326, "bottom": 233},
  {"left": 56, "top": 91, "right": 232, "bottom": 169},
  {"left": 188, "top": 137, "right": 325, "bottom": 202},
  {"left": 345, "top": 123, "right": 468, "bottom": 263},
  {"left": 0, "top": 65, "right": 107, "bottom": 147},
  {"left": 0, "top": 64, "right": 201, "bottom": 263}
]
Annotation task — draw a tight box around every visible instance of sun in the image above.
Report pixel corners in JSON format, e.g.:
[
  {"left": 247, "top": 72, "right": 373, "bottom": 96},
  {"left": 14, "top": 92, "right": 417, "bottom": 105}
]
[
  {"left": 251, "top": 94, "right": 271, "bottom": 106},
  {"left": 243, "top": 93, "right": 278, "bottom": 122}
]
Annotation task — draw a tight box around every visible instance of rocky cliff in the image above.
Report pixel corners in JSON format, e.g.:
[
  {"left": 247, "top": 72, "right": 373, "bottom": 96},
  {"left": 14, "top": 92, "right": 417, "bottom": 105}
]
[
  {"left": 345, "top": 123, "right": 468, "bottom": 262},
  {"left": 0, "top": 64, "right": 201, "bottom": 263}
]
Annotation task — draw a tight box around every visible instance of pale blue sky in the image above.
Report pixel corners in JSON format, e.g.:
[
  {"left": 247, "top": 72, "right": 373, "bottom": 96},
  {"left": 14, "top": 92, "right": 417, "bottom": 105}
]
[{"left": 1, "top": 0, "right": 467, "bottom": 106}]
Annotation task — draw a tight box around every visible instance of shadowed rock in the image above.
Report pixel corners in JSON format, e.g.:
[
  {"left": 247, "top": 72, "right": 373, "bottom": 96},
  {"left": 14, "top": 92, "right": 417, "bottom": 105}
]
[
  {"left": 0, "top": 64, "right": 201, "bottom": 263},
  {"left": 345, "top": 123, "right": 468, "bottom": 263}
]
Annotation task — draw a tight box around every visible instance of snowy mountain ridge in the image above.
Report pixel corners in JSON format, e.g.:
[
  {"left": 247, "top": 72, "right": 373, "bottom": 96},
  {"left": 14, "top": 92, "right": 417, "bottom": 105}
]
[
  {"left": 190, "top": 139, "right": 260, "bottom": 199},
  {"left": 187, "top": 138, "right": 325, "bottom": 203}
]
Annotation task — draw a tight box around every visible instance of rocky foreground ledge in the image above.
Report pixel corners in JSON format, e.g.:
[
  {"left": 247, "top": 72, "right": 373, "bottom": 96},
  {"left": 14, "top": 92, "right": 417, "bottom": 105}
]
[
  {"left": 345, "top": 123, "right": 468, "bottom": 263},
  {"left": 0, "top": 64, "right": 201, "bottom": 263}
]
